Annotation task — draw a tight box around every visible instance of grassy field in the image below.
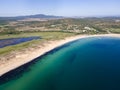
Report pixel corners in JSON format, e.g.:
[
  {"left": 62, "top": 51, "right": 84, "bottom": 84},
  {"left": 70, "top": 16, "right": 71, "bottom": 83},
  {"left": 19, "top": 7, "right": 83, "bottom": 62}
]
[
  {"left": 0, "top": 31, "right": 76, "bottom": 39},
  {"left": 109, "top": 29, "right": 120, "bottom": 33},
  {"left": 0, "top": 31, "right": 77, "bottom": 55}
]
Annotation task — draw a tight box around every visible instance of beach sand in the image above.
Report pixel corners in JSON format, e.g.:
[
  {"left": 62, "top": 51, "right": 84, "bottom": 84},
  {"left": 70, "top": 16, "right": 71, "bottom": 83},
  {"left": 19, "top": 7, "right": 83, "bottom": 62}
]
[{"left": 0, "top": 34, "right": 120, "bottom": 76}]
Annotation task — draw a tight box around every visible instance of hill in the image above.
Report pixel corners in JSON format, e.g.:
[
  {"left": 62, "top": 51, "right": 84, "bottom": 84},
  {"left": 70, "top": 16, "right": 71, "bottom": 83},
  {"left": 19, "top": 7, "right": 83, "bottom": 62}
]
[{"left": 0, "top": 14, "right": 63, "bottom": 21}]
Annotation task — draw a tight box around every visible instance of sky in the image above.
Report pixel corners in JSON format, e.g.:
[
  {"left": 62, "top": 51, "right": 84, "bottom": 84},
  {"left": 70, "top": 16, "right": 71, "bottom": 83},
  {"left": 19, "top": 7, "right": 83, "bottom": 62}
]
[{"left": 0, "top": 0, "right": 120, "bottom": 17}]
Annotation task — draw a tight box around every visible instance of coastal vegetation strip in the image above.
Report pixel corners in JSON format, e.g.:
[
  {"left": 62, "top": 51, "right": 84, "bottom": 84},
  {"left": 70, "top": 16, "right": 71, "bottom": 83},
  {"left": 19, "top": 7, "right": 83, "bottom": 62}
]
[{"left": 0, "top": 31, "right": 76, "bottom": 56}]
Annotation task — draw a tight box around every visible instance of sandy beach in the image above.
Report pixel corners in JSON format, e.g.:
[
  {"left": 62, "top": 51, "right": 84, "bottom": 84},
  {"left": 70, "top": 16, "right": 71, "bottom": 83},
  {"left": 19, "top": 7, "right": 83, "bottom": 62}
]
[{"left": 0, "top": 34, "right": 120, "bottom": 76}]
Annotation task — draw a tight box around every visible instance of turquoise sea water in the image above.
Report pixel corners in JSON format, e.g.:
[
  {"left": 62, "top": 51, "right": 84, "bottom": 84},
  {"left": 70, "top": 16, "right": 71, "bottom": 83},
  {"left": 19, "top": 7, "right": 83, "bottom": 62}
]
[{"left": 0, "top": 37, "right": 120, "bottom": 90}]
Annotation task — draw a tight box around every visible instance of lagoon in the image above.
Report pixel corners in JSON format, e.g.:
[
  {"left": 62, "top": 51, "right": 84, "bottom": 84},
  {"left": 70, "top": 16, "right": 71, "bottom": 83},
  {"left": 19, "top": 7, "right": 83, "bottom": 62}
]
[{"left": 0, "top": 36, "right": 40, "bottom": 48}]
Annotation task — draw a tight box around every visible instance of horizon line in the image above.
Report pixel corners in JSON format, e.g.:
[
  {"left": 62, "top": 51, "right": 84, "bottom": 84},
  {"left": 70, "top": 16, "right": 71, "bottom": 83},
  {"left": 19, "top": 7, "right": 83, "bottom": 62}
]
[{"left": 0, "top": 14, "right": 120, "bottom": 18}]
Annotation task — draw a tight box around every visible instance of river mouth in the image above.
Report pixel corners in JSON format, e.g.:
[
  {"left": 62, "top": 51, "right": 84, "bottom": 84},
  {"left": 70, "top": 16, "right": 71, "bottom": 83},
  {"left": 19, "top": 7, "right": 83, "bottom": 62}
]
[
  {"left": 0, "top": 36, "right": 41, "bottom": 48},
  {"left": 0, "top": 36, "right": 120, "bottom": 90}
]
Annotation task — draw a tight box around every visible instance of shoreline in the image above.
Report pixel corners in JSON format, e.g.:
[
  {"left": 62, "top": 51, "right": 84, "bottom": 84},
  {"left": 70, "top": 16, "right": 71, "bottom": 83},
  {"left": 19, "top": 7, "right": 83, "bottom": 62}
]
[{"left": 0, "top": 34, "right": 120, "bottom": 76}]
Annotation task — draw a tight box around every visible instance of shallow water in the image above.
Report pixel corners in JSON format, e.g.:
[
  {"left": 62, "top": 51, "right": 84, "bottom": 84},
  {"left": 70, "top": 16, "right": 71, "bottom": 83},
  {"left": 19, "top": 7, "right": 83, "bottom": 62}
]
[
  {"left": 0, "top": 36, "right": 40, "bottom": 48},
  {"left": 0, "top": 37, "right": 120, "bottom": 90}
]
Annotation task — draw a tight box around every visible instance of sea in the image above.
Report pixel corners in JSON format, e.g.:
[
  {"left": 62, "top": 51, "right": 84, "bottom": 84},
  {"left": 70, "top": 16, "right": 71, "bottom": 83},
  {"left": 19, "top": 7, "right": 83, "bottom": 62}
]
[{"left": 0, "top": 36, "right": 120, "bottom": 90}]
